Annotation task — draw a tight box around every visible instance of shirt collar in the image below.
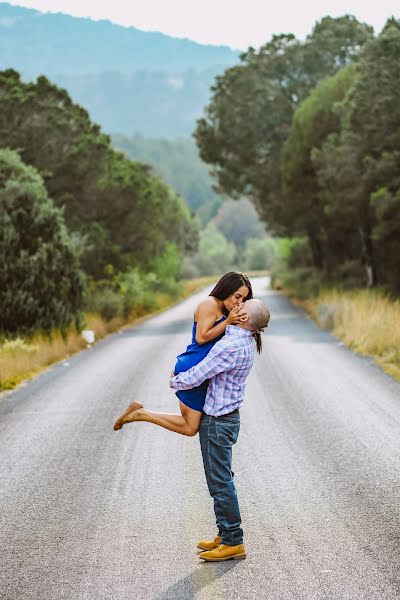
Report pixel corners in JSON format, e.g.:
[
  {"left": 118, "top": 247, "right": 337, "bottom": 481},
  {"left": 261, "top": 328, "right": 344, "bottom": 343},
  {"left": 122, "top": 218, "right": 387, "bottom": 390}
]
[{"left": 226, "top": 325, "right": 253, "bottom": 338}]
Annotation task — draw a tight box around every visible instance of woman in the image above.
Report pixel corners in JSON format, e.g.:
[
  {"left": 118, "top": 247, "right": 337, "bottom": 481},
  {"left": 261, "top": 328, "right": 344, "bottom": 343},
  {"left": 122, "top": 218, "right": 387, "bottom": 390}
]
[{"left": 113, "top": 272, "right": 253, "bottom": 435}]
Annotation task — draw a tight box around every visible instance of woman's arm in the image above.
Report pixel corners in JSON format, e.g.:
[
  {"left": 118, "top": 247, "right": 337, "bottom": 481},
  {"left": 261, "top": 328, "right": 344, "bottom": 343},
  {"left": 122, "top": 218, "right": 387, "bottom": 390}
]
[{"left": 195, "top": 298, "right": 247, "bottom": 344}]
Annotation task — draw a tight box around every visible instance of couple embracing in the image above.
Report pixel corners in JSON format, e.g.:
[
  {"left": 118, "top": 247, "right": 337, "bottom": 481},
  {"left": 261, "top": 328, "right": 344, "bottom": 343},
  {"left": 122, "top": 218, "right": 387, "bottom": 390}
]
[{"left": 114, "top": 272, "right": 270, "bottom": 561}]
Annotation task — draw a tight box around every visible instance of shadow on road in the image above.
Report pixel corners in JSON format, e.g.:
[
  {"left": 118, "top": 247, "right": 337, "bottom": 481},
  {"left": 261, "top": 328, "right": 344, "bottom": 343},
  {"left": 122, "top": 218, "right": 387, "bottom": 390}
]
[{"left": 155, "top": 561, "right": 238, "bottom": 599}]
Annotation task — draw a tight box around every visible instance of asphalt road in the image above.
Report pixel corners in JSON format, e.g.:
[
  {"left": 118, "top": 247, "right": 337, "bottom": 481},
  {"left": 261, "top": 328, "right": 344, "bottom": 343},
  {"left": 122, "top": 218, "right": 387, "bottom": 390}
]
[{"left": 1, "top": 278, "right": 400, "bottom": 600}]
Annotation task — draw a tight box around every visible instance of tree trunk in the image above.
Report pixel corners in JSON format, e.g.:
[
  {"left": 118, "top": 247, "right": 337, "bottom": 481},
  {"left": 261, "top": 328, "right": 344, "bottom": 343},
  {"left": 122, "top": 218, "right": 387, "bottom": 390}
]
[
  {"left": 359, "top": 225, "right": 377, "bottom": 287},
  {"left": 307, "top": 228, "right": 324, "bottom": 270}
]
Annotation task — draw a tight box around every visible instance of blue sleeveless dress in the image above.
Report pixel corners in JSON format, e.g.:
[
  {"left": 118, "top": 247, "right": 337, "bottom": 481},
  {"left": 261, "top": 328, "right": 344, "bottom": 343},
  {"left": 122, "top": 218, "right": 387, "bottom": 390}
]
[{"left": 174, "top": 316, "right": 226, "bottom": 412}]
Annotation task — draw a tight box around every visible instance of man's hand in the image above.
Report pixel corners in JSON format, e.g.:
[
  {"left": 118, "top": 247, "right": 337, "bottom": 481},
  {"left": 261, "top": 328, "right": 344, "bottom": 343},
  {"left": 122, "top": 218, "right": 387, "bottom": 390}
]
[{"left": 226, "top": 303, "right": 248, "bottom": 325}]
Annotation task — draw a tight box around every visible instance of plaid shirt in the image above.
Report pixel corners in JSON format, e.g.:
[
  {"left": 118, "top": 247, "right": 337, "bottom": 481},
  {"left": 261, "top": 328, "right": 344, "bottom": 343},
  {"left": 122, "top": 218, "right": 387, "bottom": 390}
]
[{"left": 170, "top": 325, "right": 255, "bottom": 416}]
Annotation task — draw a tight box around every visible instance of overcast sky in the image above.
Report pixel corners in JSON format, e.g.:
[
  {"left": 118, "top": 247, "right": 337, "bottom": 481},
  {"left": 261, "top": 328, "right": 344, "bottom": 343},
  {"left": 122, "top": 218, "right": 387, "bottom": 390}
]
[{"left": 8, "top": 0, "right": 400, "bottom": 49}]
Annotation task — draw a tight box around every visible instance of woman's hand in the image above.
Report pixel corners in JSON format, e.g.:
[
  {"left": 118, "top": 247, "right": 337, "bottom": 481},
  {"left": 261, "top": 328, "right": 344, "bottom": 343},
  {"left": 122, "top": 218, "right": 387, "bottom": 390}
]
[{"left": 226, "top": 303, "right": 248, "bottom": 325}]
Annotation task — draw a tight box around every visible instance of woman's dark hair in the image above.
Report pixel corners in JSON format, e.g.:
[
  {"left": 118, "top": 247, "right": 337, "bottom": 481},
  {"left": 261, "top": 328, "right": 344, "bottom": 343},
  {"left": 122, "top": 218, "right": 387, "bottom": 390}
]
[
  {"left": 209, "top": 271, "right": 253, "bottom": 324},
  {"left": 210, "top": 272, "right": 264, "bottom": 354},
  {"left": 209, "top": 272, "right": 253, "bottom": 316},
  {"left": 253, "top": 330, "right": 263, "bottom": 354}
]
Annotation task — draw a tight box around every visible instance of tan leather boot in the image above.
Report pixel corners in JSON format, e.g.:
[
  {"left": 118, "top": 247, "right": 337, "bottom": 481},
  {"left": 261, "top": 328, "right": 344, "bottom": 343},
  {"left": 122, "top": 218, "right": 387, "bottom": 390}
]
[
  {"left": 199, "top": 543, "right": 246, "bottom": 561},
  {"left": 197, "top": 535, "right": 221, "bottom": 550}
]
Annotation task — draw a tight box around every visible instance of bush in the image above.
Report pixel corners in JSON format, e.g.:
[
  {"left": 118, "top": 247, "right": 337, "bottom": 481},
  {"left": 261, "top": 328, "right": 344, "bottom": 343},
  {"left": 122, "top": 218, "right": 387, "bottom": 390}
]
[
  {"left": 269, "top": 236, "right": 323, "bottom": 298},
  {"left": 335, "top": 260, "right": 367, "bottom": 289},
  {"left": 271, "top": 266, "right": 322, "bottom": 299},
  {"left": 87, "top": 287, "right": 124, "bottom": 321},
  {"left": 116, "top": 269, "right": 156, "bottom": 316},
  {"left": 147, "top": 243, "right": 181, "bottom": 297},
  {"left": 0, "top": 148, "right": 85, "bottom": 335},
  {"left": 182, "top": 223, "right": 236, "bottom": 277},
  {"left": 278, "top": 237, "right": 313, "bottom": 269},
  {"left": 90, "top": 255, "right": 184, "bottom": 321}
]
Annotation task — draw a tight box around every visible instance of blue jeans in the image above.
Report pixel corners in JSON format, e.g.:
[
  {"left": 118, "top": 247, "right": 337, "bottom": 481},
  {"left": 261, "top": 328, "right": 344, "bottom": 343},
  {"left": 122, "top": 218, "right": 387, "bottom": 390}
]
[{"left": 199, "top": 412, "right": 243, "bottom": 546}]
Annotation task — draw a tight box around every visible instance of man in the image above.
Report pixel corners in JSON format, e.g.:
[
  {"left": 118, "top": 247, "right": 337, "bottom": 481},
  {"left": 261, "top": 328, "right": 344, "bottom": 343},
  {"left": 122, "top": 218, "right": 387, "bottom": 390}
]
[{"left": 169, "top": 298, "right": 270, "bottom": 562}]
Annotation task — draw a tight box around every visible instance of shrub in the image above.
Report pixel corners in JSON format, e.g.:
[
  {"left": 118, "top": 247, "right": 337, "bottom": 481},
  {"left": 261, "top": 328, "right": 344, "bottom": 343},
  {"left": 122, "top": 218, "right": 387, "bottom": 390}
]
[
  {"left": 88, "top": 287, "right": 124, "bottom": 321},
  {"left": 116, "top": 269, "right": 156, "bottom": 316},
  {"left": 182, "top": 223, "right": 236, "bottom": 276},
  {"left": 0, "top": 148, "right": 85, "bottom": 335},
  {"left": 271, "top": 266, "right": 322, "bottom": 299}
]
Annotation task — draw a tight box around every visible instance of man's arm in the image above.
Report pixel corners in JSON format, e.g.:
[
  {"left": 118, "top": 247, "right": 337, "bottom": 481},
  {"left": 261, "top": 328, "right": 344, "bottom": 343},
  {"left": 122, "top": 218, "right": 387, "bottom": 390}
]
[{"left": 170, "top": 342, "right": 234, "bottom": 391}]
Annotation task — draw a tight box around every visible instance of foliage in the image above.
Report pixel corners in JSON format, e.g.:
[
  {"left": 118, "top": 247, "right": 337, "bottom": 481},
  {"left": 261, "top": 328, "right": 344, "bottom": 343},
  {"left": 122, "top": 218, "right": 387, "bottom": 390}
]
[
  {"left": 242, "top": 238, "right": 278, "bottom": 271},
  {"left": 87, "top": 244, "right": 183, "bottom": 322},
  {"left": 211, "top": 198, "right": 266, "bottom": 247},
  {"left": 87, "top": 287, "right": 125, "bottom": 322},
  {"left": 0, "top": 148, "right": 85, "bottom": 335},
  {"left": 181, "top": 223, "right": 236, "bottom": 278},
  {"left": 112, "top": 133, "right": 223, "bottom": 224},
  {"left": 148, "top": 242, "right": 182, "bottom": 296},
  {"left": 313, "top": 21, "right": 400, "bottom": 290},
  {"left": 195, "top": 14, "right": 400, "bottom": 293},
  {"left": 270, "top": 237, "right": 321, "bottom": 298},
  {"left": 194, "top": 16, "right": 373, "bottom": 237},
  {"left": 283, "top": 64, "right": 358, "bottom": 269},
  {"left": 94, "top": 150, "right": 199, "bottom": 272},
  {"left": 0, "top": 69, "right": 199, "bottom": 278}
]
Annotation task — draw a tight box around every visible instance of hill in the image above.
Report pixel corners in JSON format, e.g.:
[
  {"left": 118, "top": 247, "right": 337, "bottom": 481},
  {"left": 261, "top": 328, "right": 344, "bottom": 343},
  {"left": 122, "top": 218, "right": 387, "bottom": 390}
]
[
  {"left": 0, "top": 3, "right": 239, "bottom": 136},
  {"left": 0, "top": 3, "right": 238, "bottom": 76},
  {"left": 112, "top": 134, "right": 224, "bottom": 221}
]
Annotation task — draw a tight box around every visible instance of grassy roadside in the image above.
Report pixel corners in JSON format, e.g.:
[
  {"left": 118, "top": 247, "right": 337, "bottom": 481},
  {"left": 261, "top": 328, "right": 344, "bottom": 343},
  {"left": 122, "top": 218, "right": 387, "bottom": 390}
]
[
  {"left": 0, "top": 276, "right": 217, "bottom": 394},
  {"left": 294, "top": 288, "right": 400, "bottom": 383}
]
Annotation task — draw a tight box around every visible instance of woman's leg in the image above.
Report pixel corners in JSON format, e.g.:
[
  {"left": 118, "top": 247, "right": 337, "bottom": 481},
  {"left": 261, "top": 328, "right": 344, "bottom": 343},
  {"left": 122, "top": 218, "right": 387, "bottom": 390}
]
[{"left": 114, "top": 401, "right": 202, "bottom": 437}]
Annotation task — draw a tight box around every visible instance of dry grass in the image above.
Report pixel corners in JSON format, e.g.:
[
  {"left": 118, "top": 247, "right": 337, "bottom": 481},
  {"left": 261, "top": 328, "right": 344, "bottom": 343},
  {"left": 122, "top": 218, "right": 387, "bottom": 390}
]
[
  {"left": 307, "top": 289, "right": 400, "bottom": 382},
  {"left": 0, "top": 313, "right": 126, "bottom": 391}
]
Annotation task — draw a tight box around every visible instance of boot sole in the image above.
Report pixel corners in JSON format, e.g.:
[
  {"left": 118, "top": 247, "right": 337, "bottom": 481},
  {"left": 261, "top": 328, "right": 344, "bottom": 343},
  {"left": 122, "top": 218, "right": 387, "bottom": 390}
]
[{"left": 200, "top": 553, "right": 247, "bottom": 561}]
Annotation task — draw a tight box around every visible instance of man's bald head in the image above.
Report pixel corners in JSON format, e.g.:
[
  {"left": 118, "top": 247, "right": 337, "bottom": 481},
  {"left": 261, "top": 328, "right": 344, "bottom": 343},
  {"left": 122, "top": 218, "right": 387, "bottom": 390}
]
[{"left": 241, "top": 299, "right": 270, "bottom": 331}]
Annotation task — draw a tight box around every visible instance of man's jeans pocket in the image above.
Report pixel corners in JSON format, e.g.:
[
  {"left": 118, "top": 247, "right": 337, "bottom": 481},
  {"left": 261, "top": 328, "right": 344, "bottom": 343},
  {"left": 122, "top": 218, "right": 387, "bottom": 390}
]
[{"left": 215, "top": 417, "right": 240, "bottom": 446}]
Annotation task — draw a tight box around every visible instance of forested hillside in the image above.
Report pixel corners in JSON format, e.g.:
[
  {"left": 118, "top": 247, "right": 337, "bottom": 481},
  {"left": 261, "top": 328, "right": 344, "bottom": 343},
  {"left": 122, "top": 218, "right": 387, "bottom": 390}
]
[
  {"left": 53, "top": 67, "right": 226, "bottom": 137},
  {"left": 0, "top": 2, "right": 237, "bottom": 136},
  {"left": 112, "top": 134, "right": 224, "bottom": 222},
  {"left": 195, "top": 15, "right": 400, "bottom": 293}
]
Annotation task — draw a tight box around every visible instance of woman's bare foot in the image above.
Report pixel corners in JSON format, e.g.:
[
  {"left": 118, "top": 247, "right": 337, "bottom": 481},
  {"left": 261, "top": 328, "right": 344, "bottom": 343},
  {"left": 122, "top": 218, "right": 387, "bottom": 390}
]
[{"left": 113, "top": 401, "right": 143, "bottom": 430}]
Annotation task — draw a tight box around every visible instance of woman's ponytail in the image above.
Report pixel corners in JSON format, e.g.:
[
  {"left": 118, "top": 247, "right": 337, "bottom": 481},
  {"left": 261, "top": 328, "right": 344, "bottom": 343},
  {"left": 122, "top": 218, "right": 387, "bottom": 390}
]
[{"left": 252, "top": 331, "right": 262, "bottom": 354}]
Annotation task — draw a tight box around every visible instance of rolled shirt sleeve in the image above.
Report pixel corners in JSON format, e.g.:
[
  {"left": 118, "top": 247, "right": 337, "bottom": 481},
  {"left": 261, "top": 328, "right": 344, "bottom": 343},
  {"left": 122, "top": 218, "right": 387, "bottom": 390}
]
[{"left": 170, "top": 342, "right": 235, "bottom": 391}]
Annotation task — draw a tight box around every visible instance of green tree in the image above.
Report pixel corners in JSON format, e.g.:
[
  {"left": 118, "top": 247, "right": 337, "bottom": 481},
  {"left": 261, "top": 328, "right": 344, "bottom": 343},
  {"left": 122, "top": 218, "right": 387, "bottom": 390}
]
[
  {"left": 313, "top": 21, "right": 400, "bottom": 288},
  {"left": 0, "top": 70, "right": 199, "bottom": 278},
  {"left": 283, "top": 63, "right": 358, "bottom": 270},
  {"left": 0, "top": 148, "right": 85, "bottom": 334},
  {"left": 182, "top": 223, "right": 236, "bottom": 277},
  {"left": 94, "top": 151, "right": 199, "bottom": 272},
  {"left": 303, "top": 16, "right": 374, "bottom": 83},
  {"left": 194, "top": 16, "right": 373, "bottom": 237},
  {"left": 0, "top": 70, "right": 110, "bottom": 229},
  {"left": 212, "top": 198, "right": 266, "bottom": 248}
]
